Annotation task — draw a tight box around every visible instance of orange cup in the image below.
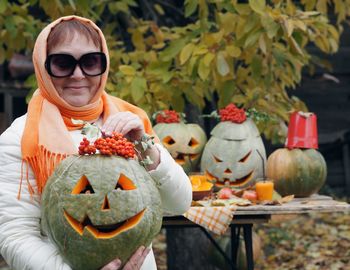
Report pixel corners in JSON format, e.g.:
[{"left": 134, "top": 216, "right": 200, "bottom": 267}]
[
  {"left": 255, "top": 180, "right": 274, "bottom": 201},
  {"left": 285, "top": 111, "right": 318, "bottom": 149}
]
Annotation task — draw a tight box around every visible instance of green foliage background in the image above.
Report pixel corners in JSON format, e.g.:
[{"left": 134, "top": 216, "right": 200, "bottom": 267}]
[{"left": 1, "top": 0, "right": 350, "bottom": 143}]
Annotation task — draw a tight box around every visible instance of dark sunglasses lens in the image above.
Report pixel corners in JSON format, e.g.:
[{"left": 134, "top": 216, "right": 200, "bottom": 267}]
[
  {"left": 49, "top": 55, "right": 76, "bottom": 77},
  {"left": 81, "top": 53, "right": 106, "bottom": 76}
]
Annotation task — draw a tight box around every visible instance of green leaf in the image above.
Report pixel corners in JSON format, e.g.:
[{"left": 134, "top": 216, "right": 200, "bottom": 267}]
[
  {"left": 160, "top": 38, "right": 188, "bottom": 61},
  {"left": 162, "top": 72, "right": 173, "bottom": 83},
  {"left": 218, "top": 81, "right": 235, "bottom": 108},
  {"left": 244, "top": 29, "right": 262, "bottom": 48},
  {"left": 154, "top": 4, "right": 165, "bottom": 15},
  {"left": 81, "top": 122, "right": 100, "bottom": 139},
  {"left": 251, "top": 55, "right": 262, "bottom": 80},
  {"left": 180, "top": 43, "right": 195, "bottom": 65},
  {"left": 216, "top": 52, "right": 230, "bottom": 76},
  {"left": 184, "top": 0, "right": 198, "bottom": 17},
  {"left": 198, "top": 57, "right": 210, "bottom": 80},
  {"left": 131, "top": 77, "right": 147, "bottom": 102},
  {"left": 203, "top": 52, "right": 215, "bottom": 66},
  {"left": 171, "top": 93, "right": 185, "bottom": 112},
  {"left": 249, "top": 0, "right": 266, "bottom": 15},
  {"left": 0, "top": 0, "right": 8, "bottom": 13},
  {"left": 5, "top": 17, "right": 17, "bottom": 37},
  {"left": 119, "top": 65, "right": 136, "bottom": 76},
  {"left": 261, "top": 16, "right": 280, "bottom": 39},
  {"left": 272, "top": 48, "right": 286, "bottom": 67},
  {"left": 226, "top": 45, "right": 241, "bottom": 57}
]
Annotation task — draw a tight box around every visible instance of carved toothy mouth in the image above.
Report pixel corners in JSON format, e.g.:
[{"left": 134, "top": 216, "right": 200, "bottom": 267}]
[
  {"left": 205, "top": 170, "right": 254, "bottom": 187},
  {"left": 64, "top": 209, "right": 146, "bottom": 239},
  {"left": 174, "top": 153, "right": 200, "bottom": 164}
]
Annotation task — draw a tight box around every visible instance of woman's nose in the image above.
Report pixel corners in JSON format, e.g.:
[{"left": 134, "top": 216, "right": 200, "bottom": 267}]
[{"left": 70, "top": 65, "right": 85, "bottom": 79}]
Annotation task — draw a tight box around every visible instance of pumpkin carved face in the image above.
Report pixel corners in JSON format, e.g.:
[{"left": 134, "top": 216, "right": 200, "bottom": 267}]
[
  {"left": 200, "top": 119, "right": 266, "bottom": 188},
  {"left": 154, "top": 123, "right": 207, "bottom": 173},
  {"left": 41, "top": 155, "right": 162, "bottom": 270}
]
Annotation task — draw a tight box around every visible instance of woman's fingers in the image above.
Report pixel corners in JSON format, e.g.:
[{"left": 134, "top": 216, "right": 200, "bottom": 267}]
[
  {"left": 99, "top": 246, "right": 150, "bottom": 270},
  {"left": 119, "top": 119, "right": 142, "bottom": 136},
  {"left": 123, "top": 246, "right": 150, "bottom": 270},
  {"left": 102, "top": 112, "right": 133, "bottom": 136},
  {"left": 102, "top": 112, "right": 145, "bottom": 141},
  {"left": 100, "top": 258, "right": 122, "bottom": 270}
]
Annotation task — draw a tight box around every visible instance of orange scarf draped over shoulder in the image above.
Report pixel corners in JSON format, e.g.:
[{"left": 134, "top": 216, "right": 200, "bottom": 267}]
[{"left": 20, "top": 16, "right": 154, "bottom": 197}]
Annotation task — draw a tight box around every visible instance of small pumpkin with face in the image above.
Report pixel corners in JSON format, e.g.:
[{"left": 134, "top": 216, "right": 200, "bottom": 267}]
[
  {"left": 200, "top": 104, "right": 266, "bottom": 188},
  {"left": 41, "top": 155, "right": 162, "bottom": 270},
  {"left": 153, "top": 110, "right": 207, "bottom": 173}
]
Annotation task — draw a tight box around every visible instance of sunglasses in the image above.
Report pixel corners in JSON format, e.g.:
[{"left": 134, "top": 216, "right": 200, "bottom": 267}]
[{"left": 45, "top": 52, "right": 107, "bottom": 78}]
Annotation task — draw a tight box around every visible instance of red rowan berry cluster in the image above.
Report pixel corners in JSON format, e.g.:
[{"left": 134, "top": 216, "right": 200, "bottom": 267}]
[
  {"left": 219, "top": 104, "right": 247, "bottom": 123},
  {"left": 78, "top": 138, "right": 97, "bottom": 155},
  {"left": 155, "top": 110, "right": 180, "bottom": 124},
  {"left": 78, "top": 133, "right": 135, "bottom": 159}
]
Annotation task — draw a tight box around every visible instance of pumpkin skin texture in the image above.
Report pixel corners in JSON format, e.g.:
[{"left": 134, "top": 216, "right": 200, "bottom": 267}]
[
  {"left": 154, "top": 122, "right": 207, "bottom": 173},
  {"left": 266, "top": 148, "right": 327, "bottom": 197},
  {"left": 41, "top": 155, "right": 162, "bottom": 270},
  {"left": 200, "top": 119, "right": 266, "bottom": 188}
]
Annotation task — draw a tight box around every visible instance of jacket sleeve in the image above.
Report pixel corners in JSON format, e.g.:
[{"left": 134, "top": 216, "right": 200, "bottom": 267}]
[
  {"left": 148, "top": 143, "right": 192, "bottom": 216},
  {"left": 0, "top": 116, "right": 71, "bottom": 270}
]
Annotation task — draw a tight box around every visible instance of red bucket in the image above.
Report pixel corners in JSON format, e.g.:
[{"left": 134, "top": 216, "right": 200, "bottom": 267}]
[{"left": 285, "top": 111, "right": 318, "bottom": 149}]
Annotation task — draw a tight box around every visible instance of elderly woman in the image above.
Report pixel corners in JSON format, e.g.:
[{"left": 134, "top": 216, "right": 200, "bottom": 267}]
[{"left": 0, "top": 16, "right": 192, "bottom": 270}]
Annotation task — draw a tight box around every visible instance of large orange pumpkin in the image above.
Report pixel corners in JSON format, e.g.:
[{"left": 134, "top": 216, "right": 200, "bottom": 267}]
[{"left": 266, "top": 148, "right": 327, "bottom": 197}]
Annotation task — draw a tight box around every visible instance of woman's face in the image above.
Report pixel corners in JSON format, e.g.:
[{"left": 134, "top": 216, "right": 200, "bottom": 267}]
[{"left": 48, "top": 32, "right": 101, "bottom": 107}]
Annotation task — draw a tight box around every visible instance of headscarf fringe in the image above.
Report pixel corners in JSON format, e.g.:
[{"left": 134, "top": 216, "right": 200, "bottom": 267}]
[{"left": 19, "top": 146, "right": 67, "bottom": 199}]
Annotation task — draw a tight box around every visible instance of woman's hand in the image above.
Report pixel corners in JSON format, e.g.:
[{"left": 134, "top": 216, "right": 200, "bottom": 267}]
[
  {"left": 102, "top": 112, "right": 145, "bottom": 142},
  {"left": 102, "top": 112, "right": 160, "bottom": 170},
  {"left": 100, "top": 246, "right": 150, "bottom": 270}
]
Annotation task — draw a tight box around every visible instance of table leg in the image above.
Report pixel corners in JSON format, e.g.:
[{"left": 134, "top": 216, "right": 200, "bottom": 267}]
[
  {"left": 231, "top": 225, "right": 240, "bottom": 270},
  {"left": 243, "top": 224, "right": 254, "bottom": 270},
  {"left": 199, "top": 227, "right": 237, "bottom": 269}
]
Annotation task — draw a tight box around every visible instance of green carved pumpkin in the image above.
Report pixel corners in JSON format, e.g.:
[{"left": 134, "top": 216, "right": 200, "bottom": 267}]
[
  {"left": 266, "top": 148, "right": 327, "bottom": 197},
  {"left": 154, "top": 122, "right": 207, "bottom": 173},
  {"left": 200, "top": 119, "right": 266, "bottom": 188},
  {"left": 41, "top": 155, "right": 162, "bottom": 270}
]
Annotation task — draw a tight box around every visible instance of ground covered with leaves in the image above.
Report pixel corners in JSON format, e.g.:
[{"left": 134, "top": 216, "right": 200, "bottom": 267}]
[
  {"left": 255, "top": 211, "right": 350, "bottom": 270},
  {"left": 154, "top": 209, "right": 350, "bottom": 270}
]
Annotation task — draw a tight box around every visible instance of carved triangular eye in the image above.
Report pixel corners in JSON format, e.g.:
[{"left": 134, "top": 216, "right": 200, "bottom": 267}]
[
  {"left": 115, "top": 174, "right": 136, "bottom": 190},
  {"left": 72, "top": 175, "right": 95, "bottom": 194},
  {"left": 239, "top": 151, "right": 251, "bottom": 163},
  {"left": 188, "top": 137, "right": 199, "bottom": 148},
  {"left": 163, "top": 136, "right": 176, "bottom": 146},
  {"left": 213, "top": 155, "right": 223, "bottom": 163}
]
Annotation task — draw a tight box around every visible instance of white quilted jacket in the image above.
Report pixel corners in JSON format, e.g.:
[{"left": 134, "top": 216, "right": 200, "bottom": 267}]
[{"left": 0, "top": 115, "right": 192, "bottom": 270}]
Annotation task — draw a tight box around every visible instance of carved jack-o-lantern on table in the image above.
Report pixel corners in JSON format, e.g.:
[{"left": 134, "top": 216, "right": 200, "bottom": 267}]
[
  {"left": 201, "top": 104, "right": 266, "bottom": 188},
  {"left": 153, "top": 110, "right": 207, "bottom": 173},
  {"left": 41, "top": 152, "right": 162, "bottom": 270}
]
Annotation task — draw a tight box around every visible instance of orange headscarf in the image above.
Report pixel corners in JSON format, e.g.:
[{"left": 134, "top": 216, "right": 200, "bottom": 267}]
[{"left": 20, "top": 15, "right": 154, "bottom": 196}]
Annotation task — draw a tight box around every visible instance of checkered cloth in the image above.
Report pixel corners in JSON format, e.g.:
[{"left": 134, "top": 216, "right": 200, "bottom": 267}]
[{"left": 183, "top": 206, "right": 237, "bottom": 235}]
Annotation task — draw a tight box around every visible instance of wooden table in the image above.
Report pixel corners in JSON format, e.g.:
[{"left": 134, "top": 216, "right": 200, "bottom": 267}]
[{"left": 162, "top": 195, "right": 350, "bottom": 270}]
